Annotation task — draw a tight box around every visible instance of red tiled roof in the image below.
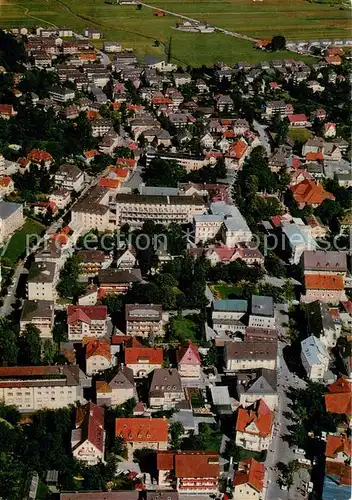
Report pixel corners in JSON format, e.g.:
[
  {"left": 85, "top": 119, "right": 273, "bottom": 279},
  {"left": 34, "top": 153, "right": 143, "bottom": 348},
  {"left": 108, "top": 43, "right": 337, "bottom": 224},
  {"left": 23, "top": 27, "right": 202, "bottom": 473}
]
[
  {"left": 324, "top": 55, "right": 342, "bottom": 64},
  {"left": 324, "top": 122, "right": 336, "bottom": 130},
  {"left": 233, "top": 458, "right": 265, "bottom": 493},
  {"left": 328, "top": 48, "right": 344, "bottom": 56},
  {"left": 341, "top": 301, "right": 352, "bottom": 313},
  {"left": 288, "top": 113, "right": 308, "bottom": 123},
  {"left": 74, "top": 402, "right": 104, "bottom": 452},
  {"left": 306, "top": 152, "right": 324, "bottom": 161},
  {"left": 125, "top": 346, "right": 163, "bottom": 365},
  {"left": 157, "top": 451, "right": 175, "bottom": 470},
  {"left": 0, "top": 104, "right": 15, "bottom": 115},
  {"left": 304, "top": 274, "right": 344, "bottom": 291},
  {"left": 291, "top": 179, "right": 334, "bottom": 206},
  {"left": 325, "top": 377, "right": 352, "bottom": 418},
  {"left": 116, "top": 157, "right": 136, "bottom": 169},
  {"left": 326, "top": 434, "right": 352, "bottom": 459},
  {"left": 325, "top": 461, "right": 352, "bottom": 486},
  {"left": 175, "top": 451, "right": 220, "bottom": 478},
  {"left": 84, "top": 149, "right": 99, "bottom": 159},
  {"left": 115, "top": 417, "right": 168, "bottom": 442},
  {"left": 176, "top": 341, "right": 201, "bottom": 365},
  {"left": 84, "top": 338, "right": 111, "bottom": 361},
  {"left": 67, "top": 305, "right": 107, "bottom": 324},
  {"left": 110, "top": 335, "right": 132, "bottom": 345},
  {"left": 99, "top": 177, "right": 120, "bottom": 189},
  {"left": 28, "top": 149, "right": 53, "bottom": 163},
  {"left": 0, "top": 176, "right": 12, "bottom": 187},
  {"left": 228, "top": 140, "right": 248, "bottom": 159},
  {"left": 236, "top": 399, "right": 273, "bottom": 437},
  {"left": 209, "top": 246, "right": 235, "bottom": 262}
]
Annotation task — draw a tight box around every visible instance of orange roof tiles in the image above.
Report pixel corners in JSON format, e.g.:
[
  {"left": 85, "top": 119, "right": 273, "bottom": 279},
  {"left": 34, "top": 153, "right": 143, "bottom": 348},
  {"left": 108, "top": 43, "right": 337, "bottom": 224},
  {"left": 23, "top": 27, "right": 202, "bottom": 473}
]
[
  {"left": 328, "top": 48, "right": 344, "bottom": 56},
  {"left": 175, "top": 452, "right": 220, "bottom": 478},
  {"left": 86, "top": 110, "right": 100, "bottom": 121},
  {"left": 79, "top": 52, "right": 97, "bottom": 61},
  {"left": 116, "top": 157, "right": 136, "bottom": 169},
  {"left": 157, "top": 451, "right": 175, "bottom": 470},
  {"left": 115, "top": 417, "right": 168, "bottom": 442},
  {"left": 0, "top": 104, "right": 15, "bottom": 115},
  {"left": 290, "top": 179, "right": 334, "bottom": 206},
  {"left": 125, "top": 346, "right": 163, "bottom": 365},
  {"left": 325, "top": 377, "right": 352, "bottom": 418},
  {"left": 28, "top": 149, "right": 53, "bottom": 163},
  {"left": 304, "top": 274, "right": 344, "bottom": 291},
  {"left": 229, "top": 140, "right": 248, "bottom": 159},
  {"left": 306, "top": 152, "right": 324, "bottom": 161},
  {"left": 236, "top": 399, "right": 273, "bottom": 437},
  {"left": 288, "top": 113, "right": 308, "bottom": 123},
  {"left": 74, "top": 402, "right": 104, "bottom": 452},
  {"left": 84, "top": 149, "right": 99, "bottom": 159},
  {"left": 67, "top": 305, "right": 108, "bottom": 323},
  {"left": 233, "top": 459, "right": 265, "bottom": 493},
  {"left": 85, "top": 338, "right": 111, "bottom": 361},
  {"left": 0, "top": 176, "right": 12, "bottom": 187},
  {"left": 324, "top": 55, "right": 342, "bottom": 64},
  {"left": 326, "top": 435, "right": 352, "bottom": 460},
  {"left": 98, "top": 177, "right": 120, "bottom": 189}
]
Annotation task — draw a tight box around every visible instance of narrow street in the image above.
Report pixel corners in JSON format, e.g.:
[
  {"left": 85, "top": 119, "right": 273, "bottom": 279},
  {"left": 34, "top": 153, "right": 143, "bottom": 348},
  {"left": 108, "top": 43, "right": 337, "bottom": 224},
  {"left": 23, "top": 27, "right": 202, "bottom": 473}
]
[{"left": 253, "top": 120, "right": 272, "bottom": 157}]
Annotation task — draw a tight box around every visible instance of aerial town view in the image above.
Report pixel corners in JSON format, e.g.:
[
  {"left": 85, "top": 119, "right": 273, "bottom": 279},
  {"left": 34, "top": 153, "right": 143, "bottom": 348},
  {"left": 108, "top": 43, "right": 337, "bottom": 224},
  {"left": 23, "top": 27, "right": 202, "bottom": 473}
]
[{"left": 0, "top": 0, "right": 351, "bottom": 498}]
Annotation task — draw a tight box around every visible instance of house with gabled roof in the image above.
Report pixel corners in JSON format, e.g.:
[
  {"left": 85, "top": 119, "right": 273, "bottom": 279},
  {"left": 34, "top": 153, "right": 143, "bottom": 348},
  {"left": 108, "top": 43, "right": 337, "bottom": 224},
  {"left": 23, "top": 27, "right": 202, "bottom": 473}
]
[
  {"left": 233, "top": 458, "right": 265, "bottom": 500},
  {"left": 176, "top": 341, "right": 201, "bottom": 378},
  {"left": 83, "top": 338, "right": 112, "bottom": 376},
  {"left": 124, "top": 338, "right": 163, "bottom": 377},
  {"left": 67, "top": 305, "right": 108, "bottom": 341},
  {"left": 236, "top": 369, "right": 278, "bottom": 410},
  {"left": 235, "top": 399, "right": 274, "bottom": 451},
  {"left": 325, "top": 377, "right": 352, "bottom": 421},
  {"left": 115, "top": 417, "right": 168, "bottom": 459},
  {"left": 96, "top": 365, "right": 136, "bottom": 406},
  {"left": 326, "top": 434, "right": 352, "bottom": 464},
  {"left": 71, "top": 402, "right": 105, "bottom": 466},
  {"left": 149, "top": 368, "right": 184, "bottom": 409}
]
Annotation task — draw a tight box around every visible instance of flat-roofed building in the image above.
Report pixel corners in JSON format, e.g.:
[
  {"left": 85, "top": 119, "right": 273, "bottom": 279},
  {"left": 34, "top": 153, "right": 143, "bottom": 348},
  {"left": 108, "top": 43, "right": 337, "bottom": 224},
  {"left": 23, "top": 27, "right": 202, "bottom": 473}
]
[
  {"left": 0, "top": 201, "right": 24, "bottom": 245},
  {"left": 27, "top": 261, "right": 58, "bottom": 301}
]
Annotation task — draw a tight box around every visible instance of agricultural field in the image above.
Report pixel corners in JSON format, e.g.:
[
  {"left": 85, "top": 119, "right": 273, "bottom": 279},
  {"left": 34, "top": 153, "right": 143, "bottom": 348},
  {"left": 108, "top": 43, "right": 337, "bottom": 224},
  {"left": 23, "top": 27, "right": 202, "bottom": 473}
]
[{"left": 0, "top": 0, "right": 349, "bottom": 65}]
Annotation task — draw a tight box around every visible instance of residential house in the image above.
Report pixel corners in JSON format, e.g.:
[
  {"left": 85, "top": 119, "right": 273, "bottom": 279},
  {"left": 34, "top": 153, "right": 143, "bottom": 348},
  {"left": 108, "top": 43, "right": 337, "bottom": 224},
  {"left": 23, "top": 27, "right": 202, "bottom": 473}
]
[
  {"left": 0, "top": 104, "right": 17, "bottom": 119},
  {"left": 71, "top": 402, "right": 105, "bottom": 465},
  {"left": 248, "top": 295, "right": 275, "bottom": 330},
  {"left": 0, "top": 365, "right": 87, "bottom": 411},
  {"left": 60, "top": 493, "right": 139, "bottom": 500},
  {"left": 77, "top": 250, "right": 111, "bottom": 276},
  {"left": 291, "top": 179, "right": 334, "bottom": 208},
  {"left": 304, "top": 215, "right": 329, "bottom": 239},
  {"left": 324, "top": 123, "right": 336, "bottom": 138},
  {"left": 125, "top": 304, "right": 163, "bottom": 339},
  {"left": 303, "top": 274, "right": 346, "bottom": 304},
  {"left": 176, "top": 341, "right": 201, "bottom": 378},
  {"left": 0, "top": 201, "right": 24, "bottom": 245},
  {"left": 115, "top": 417, "right": 168, "bottom": 459},
  {"left": 149, "top": 368, "right": 184, "bottom": 409},
  {"left": 305, "top": 300, "right": 340, "bottom": 349},
  {"left": 233, "top": 459, "right": 265, "bottom": 500},
  {"left": 124, "top": 339, "right": 163, "bottom": 377},
  {"left": 20, "top": 300, "right": 55, "bottom": 339},
  {"left": 98, "top": 268, "right": 143, "bottom": 296},
  {"left": 84, "top": 28, "right": 102, "bottom": 39},
  {"left": 215, "top": 95, "right": 234, "bottom": 112},
  {"left": 302, "top": 250, "right": 348, "bottom": 277},
  {"left": 226, "top": 139, "right": 249, "bottom": 170},
  {"left": 104, "top": 42, "right": 122, "bottom": 52},
  {"left": 27, "top": 149, "right": 53, "bottom": 169},
  {"left": 287, "top": 114, "right": 309, "bottom": 127},
  {"left": 67, "top": 305, "right": 108, "bottom": 341},
  {"left": 325, "top": 377, "right": 352, "bottom": 421},
  {"left": 49, "top": 86, "right": 75, "bottom": 103},
  {"left": 236, "top": 369, "right": 278, "bottom": 410},
  {"left": 173, "top": 73, "right": 192, "bottom": 87},
  {"left": 282, "top": 223, "right": 318, "bottom": 265},
  {"left": 116, "top": 247, "right": 137, "bottom": 270},
  {"left": 50, "top": 188, "right": 71, "bottom": 209},
  {"left": 84, "top": 338, "right": 112, "bottom": 376},
  {"left": 200, "top": 133, "right": 215, "bottom": 150},
  {"left": 92, "top": 119, "right": 113, "bottom": 137},
  {"left": 225, "top": 342, "right": 277, "bottom": 372},
  {"left": 264, "top": 101, "right": 293, "bottom": 118},
  {"left": 325, "top": 434, "right": 351, "bottom": 464},
  {"left": 157, "top": 451, "right": 220, "bottom": 493},
  {"left": 235, "top": 399, "right": 273, "bottom": 451},
  {"left": 0, "top": 176, "right": 14, "bottom": 197},
  {"left": 96, "top": 366, "right": 136, "bottom": 406},
  {"left": 55, "top": 164, "right": 85, "bottom": 192},
  {"left": 212, "top": 299, "right": 248, "bottom": 340},
  {"left": 301, "top": 335, "right": 330, "bottom": 381},
  {"left": 27, "top": 262, "right": 58, "bottom": 301}
]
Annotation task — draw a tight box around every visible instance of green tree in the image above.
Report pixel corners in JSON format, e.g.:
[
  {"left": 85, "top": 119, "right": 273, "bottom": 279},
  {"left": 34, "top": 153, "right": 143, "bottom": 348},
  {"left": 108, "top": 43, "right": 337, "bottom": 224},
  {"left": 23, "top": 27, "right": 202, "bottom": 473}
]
[
  {"left": 57, "top": 254, "right": 86, "bottom": 301},
  {"left": 142, "top": 158, "right": 187, "bottom": 187},
  {"left": 276, "top": 118, "right": 289, "bottom": 145},
  {"left": 170, "top": 422, "right": 185, "bottom": 449},
  {"left": 19, "top": 324, "right": 41, "bottom": 365},
  {"left": 271, "top": 35, "right": 286, "bottom": 51},
  {"left": 0, "top": 318, "right": 18, "bottom": 365},
  {"left": 42, "top": 339, "right": 56, "bottom": 365}
]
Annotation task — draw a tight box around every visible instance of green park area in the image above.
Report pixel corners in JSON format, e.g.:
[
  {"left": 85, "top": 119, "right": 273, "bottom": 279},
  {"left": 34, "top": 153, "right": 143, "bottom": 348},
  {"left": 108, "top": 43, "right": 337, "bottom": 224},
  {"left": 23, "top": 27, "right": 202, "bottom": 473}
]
[
  {"left": 209, "top": 283, "right": 242, "bottom": 299},
  {"left": 2, "top": 218, "right": 45, "bottom": 266},
  {"left": 1, "top": 0, "right": 349, "bottom": 65},
  {"left": 288, "top": 127, "right": 313, "bottom": 143}
]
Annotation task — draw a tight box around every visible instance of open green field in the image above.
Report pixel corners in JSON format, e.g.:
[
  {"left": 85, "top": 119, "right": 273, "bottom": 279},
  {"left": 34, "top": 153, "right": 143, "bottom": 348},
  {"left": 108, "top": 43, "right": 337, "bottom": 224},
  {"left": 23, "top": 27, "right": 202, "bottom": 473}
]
[
  {"left": 288, "top": 127, "right": 313, "bottom": 143},
  {"left": 209, "top": 283, "right": 242, "bottom": 299},
  {"left": 0, "top": 0, "right": 349, "bottom": 65},
  {"left": 3, "top": 218, "right": 45, "bottom": 266}
]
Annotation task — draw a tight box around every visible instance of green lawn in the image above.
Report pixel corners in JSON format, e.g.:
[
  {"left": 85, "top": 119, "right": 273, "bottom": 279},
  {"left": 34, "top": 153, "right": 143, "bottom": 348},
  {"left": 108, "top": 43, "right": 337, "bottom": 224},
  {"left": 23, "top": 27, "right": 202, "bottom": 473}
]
[
  {"left": 210, "top": 283, "right": 242, "bottom": 299},
  {"left": 3, "top": 218, "right": 45, "bottom": 266},
  {"left": 169, "top": 315, "right": 197, "bottom": 343},
  {"left": 288, "top": 127, "right": 313, "bottom": 143},
  {"left": 1, "top": 0, "right": 348, "bottom": 65}
]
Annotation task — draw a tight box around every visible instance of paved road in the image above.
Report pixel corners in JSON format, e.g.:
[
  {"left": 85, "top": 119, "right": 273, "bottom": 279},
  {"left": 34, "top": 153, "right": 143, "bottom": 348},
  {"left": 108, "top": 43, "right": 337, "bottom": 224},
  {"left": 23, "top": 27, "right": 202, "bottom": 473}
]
[
  {"left": 253, "top": 120, "right": 272, "bottom": 157},
  {"left": 263, "top": 304, "right": 307, "bottom": 500},
  {"left": 138, "top": 2, "right": 257, "bottom": 42}
]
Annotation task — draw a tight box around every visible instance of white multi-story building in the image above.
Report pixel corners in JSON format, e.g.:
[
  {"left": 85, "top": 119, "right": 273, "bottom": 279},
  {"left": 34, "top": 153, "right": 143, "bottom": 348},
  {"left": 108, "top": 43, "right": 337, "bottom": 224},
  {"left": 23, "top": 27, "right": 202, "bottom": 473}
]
[
  {"left": 0, "top": 201, "right": 24, "bottom": 245},
  {"left": 212, "top": 299, "right": 248, "bottom": 335},
  {"left": 20, "top": 300, "right": 55, "bottom": 339},
  {"left": 27, "top": 262, "right": 58, "bottom": 301},
  {"left": 225, "top": 342, "right": 277, "bottom": 372},
  {"left": 0, "top": 365, "right": 87, "bottom": 411},
  {"left": 71, "top": 186, "right": 113, "bottom": 232},
  {"left": 235, "top": 399, "right": 273, "bottom": 452},
  {"left": 49, "top": 86, "right": 75, "bottom": 103},
  {"left": 194, "top": 201, "right": 252, "bottom": 246},
  {"left": 301, "top": 335, "right": 330, "bottom": 381},
  {"left": 67, "top": 305, "right": 108, "bottom": 341},
  {"left": 248, "top": 295, "right": 276, "bottom": 330},
  {"left": 54, "top": 164, "right": 85, "bottom": 192},
  {"left": 125, "top": 304, "right": 163, "bottom": 339},
  {"left": 96, "top": 366, "right": 136, "bottom": 406}
]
